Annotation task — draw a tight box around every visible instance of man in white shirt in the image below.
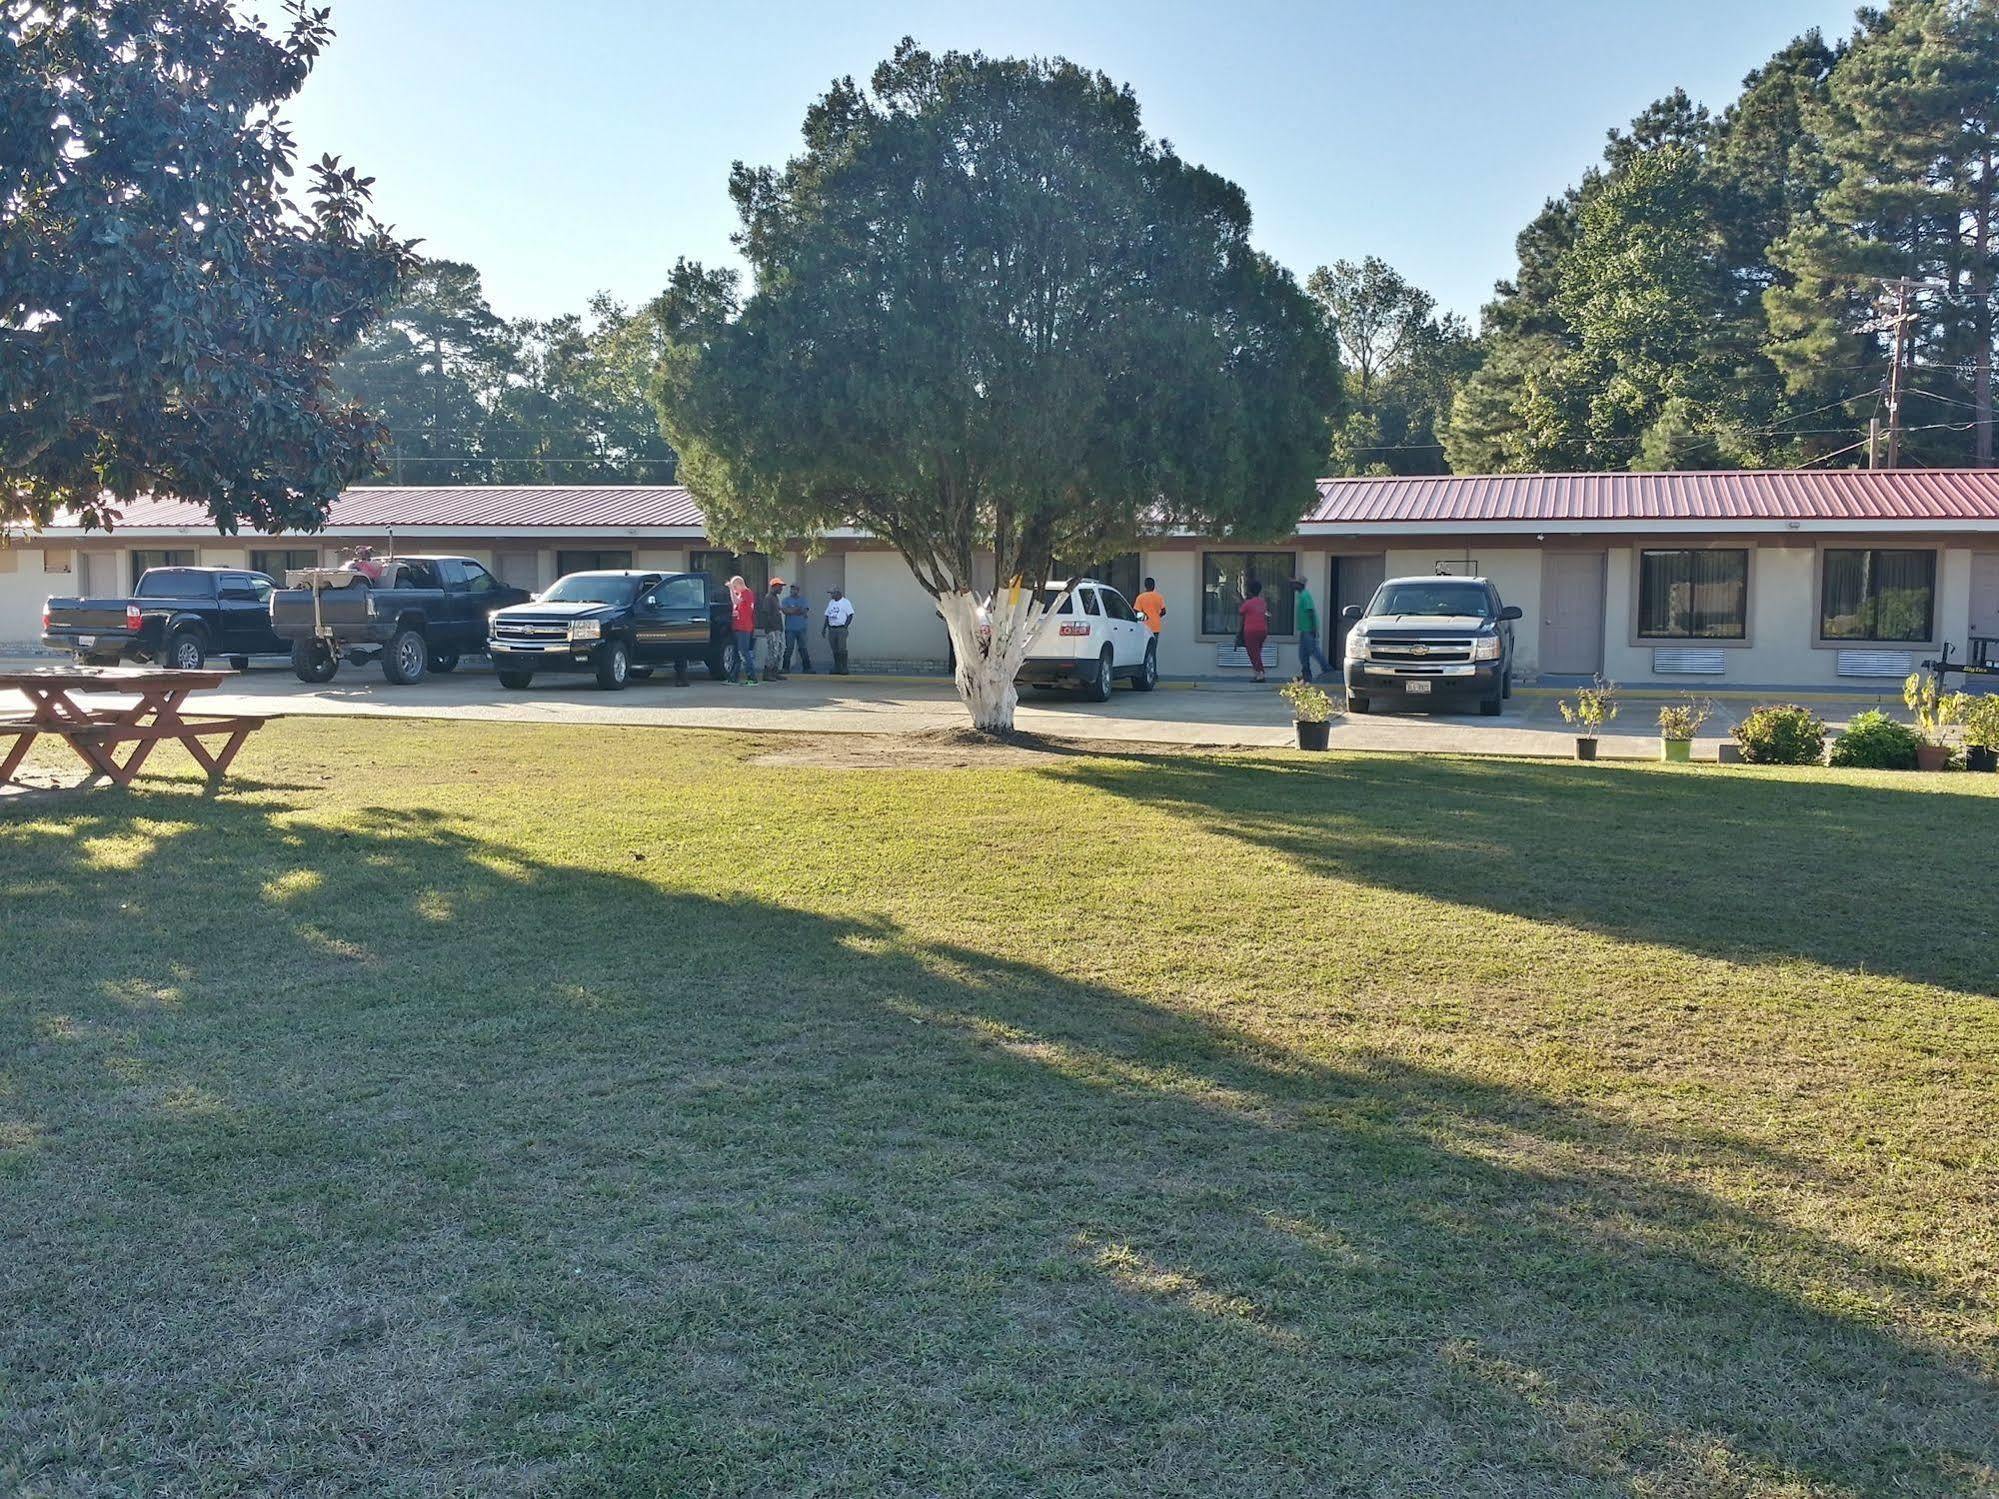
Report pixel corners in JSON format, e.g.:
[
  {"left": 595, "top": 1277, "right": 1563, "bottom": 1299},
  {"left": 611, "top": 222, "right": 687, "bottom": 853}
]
[{"left": 823, "top": 589, "right": 855, "bottom": 674}]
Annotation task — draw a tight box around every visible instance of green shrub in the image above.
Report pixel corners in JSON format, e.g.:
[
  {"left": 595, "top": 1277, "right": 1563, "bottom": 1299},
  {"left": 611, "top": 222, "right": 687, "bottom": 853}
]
[
  {"left": 1828, "top": 709, "right": 1920, "bottom": 770},
  {"left": 1732, "top": 704, "right": 1827, "bottom": 765}
]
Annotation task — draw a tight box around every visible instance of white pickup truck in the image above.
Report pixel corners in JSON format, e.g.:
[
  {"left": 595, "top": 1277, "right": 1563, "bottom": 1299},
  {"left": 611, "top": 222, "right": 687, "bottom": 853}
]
[{"left": 1017, "top": 579, "right": 1160, "bottom": 700}]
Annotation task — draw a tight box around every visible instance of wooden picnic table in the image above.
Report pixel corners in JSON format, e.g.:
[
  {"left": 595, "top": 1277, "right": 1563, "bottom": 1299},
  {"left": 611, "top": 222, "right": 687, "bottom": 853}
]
[{"left": 0, "top": 667, "right": 267, "bottom": 789}]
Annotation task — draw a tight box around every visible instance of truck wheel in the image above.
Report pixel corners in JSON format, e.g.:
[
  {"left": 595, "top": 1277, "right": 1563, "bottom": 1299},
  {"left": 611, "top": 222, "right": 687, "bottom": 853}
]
[
  {"left": 1348, "top": 694, "right": 1371, "bottom": 714},
  {"left": 1131, "top": 642, "right": 1159, "bottom": 692},
  {"left": 497, "top": 670, "right": 534, "bottom": 690},
  {"left": 1479, "top": 691, "right": 1503, "bottom": 717},
  {"left": 382, "top": 628, "right": 429, "bottom": 685},
  {"left": 1082, "top": 647, "right": 1114, "bottom": 702},
  {"left": 292, "top": 641, "right": 337, "bottom": 684},
  {"left": 229, "top": 655, "right": 251, "bottom": 673},
  {"left": 427, "top": 652, "right": 460, "bottom": 674},
  {"left": 704, "top": 649, "right": 727, "bottom": 681},
  {"left": 166, "top": 629, "right": 206, "bottom": 671},
  {"left": 1502, "top": 670, "right": 1512, "bottom": 700},
  {"left": 595, "top": 638, "right": 631, "bottom": 691}
]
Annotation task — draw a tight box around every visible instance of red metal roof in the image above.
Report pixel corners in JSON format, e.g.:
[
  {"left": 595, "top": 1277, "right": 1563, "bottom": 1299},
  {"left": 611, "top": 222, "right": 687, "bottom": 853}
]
[
  {"left": 92, "top": 485, "right": 707, "bottom": 533},
  {"left": 50, "top": 470, "right": 1999, "bottom": 538},
  {"left": 1305, "top": 469, "right": 1999, "bottom": 526}
]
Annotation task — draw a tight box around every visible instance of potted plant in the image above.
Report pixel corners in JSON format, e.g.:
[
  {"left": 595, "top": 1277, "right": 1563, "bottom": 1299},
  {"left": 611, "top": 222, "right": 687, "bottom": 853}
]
[
  {"left": 1280, "top": 678, "right": 1340, "bottom": 750},
  {"left": 1558, "top": 677, "right": 1618, "bottom": 760},
  {"left": 1962, "top": 694, "right": 1999, "bottom": 772},
  {"left": 1902, "top": 672, "right": 1970, "bottom": 771},
  {"left": 1655, "top": 697, "right": 1712, "bottom": 764}
]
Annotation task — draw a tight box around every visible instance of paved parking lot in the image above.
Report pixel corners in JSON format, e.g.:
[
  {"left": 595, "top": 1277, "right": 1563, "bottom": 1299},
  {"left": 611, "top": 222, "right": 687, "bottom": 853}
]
[{"left": 0, "top": 656, "right": 1914, "bottom": 757}]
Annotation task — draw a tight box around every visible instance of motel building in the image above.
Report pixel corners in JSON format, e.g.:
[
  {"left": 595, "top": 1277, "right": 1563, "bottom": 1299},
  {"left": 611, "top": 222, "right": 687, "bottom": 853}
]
[{"left": 6, "top": 468, "right": 1999, "bottom": 689}]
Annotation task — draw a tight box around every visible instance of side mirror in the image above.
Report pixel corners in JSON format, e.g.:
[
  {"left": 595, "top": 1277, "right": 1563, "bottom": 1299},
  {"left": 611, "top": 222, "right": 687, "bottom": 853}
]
[
  {"left": 1498, "top": 605, "right": 1524, "bottom": 622},
  {"left": 1341, "top": 605, "right": 1363, "bottom": 623}
]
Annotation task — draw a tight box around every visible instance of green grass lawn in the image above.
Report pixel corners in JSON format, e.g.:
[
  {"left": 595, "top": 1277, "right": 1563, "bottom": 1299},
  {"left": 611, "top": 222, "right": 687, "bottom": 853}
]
[{"left": 3, "top": 721, "right": 1996, "bottom": 1496}]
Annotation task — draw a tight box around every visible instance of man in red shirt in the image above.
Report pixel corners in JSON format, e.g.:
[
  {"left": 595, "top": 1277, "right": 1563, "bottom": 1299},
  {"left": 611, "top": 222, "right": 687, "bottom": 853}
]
[{"left": 727, "top": 575, "right": 759, "bottom": 683}]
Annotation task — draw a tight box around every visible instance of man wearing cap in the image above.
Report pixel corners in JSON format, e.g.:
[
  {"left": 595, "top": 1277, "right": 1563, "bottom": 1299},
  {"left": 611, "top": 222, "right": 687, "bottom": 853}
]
[
  {"left": 756, "top": 578, "right": 788, "bottom": 682},
  {"left": 823, "top": 588, "right": 855, "bottom": 674},
  {"left": 780, "top": 581, "right": 814, "bottom": 673}
]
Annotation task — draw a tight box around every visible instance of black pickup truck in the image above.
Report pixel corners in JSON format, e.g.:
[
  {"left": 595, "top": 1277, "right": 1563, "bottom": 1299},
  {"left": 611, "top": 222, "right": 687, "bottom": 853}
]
[
  {"left": 269, "top": 555, "right": 529, "bottom": 684},
  {"left": 487, "top": 570, "right": 730, "bottom": 690},
  {"left": 41, "top": 566, "right": 288, "bottom": 670}
]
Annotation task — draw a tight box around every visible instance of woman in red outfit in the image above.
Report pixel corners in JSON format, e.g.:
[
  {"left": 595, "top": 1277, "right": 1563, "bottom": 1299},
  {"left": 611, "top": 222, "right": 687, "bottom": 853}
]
[{"left": 1238, "top": 577, "right": 1270, "bottom": 682}]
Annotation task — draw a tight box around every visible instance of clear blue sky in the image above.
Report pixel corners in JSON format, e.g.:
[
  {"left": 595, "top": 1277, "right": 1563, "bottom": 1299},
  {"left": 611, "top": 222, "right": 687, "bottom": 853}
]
[{"left": 256, "top": 0, "right": 1859, "bottom": 326}]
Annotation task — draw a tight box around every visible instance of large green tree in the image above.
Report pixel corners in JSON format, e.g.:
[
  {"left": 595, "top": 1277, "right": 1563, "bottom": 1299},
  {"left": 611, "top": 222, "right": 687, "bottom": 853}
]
[
  {"left": 1768, "top": 0, "right": 1999, "bottom": 465},
  {"left": 1, "top": 0, "right": 412, "bottom": 532},
  {"left": 655, "top": 41, "right": 1338, "bottom": 731},
  {"left": 1309, "top": 257, "right": 1474, "bottom": 476}
]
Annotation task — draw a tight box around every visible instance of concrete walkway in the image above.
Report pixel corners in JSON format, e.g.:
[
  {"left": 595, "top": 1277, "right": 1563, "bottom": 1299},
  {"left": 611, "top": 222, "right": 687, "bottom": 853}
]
[{"left": 0, "top": 656, "right": 1914, "bottom": 758}]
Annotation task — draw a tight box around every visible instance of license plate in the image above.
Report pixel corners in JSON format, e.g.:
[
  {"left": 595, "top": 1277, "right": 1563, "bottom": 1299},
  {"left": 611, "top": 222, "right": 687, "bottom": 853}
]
[
  {"left": 75, "top": 635, "right": 95, "bottom": 647},
  {"left": 1404, "top": 679, "right": 1432, "bottom": 695}
]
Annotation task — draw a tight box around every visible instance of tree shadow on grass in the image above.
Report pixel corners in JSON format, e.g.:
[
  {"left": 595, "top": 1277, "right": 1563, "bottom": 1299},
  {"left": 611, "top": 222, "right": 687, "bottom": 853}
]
[
  {"left": 1043, "top": 750, "right": 1999, "bottom": 1000},
  {"left": 0, "top": 788, "right": 1993, "bottom": 1495}
]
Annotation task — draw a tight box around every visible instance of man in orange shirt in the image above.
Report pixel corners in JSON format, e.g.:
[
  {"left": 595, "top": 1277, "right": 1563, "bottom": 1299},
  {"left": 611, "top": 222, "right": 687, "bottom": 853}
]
[{"left": 1133, "top": 576, "right": 1166, "bottom": 635}]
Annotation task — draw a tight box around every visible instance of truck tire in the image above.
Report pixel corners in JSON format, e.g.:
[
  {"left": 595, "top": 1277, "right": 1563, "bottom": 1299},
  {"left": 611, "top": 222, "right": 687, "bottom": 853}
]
[
  {"left": 595, "top": 638, "right": 632, "bottom": 690},
  {"left": 497, "top": 670, "right": 534, "bottom": 690},
  {"left": 382, "top": 628, "right": 429, "bottom": 685},
  {"left": 229, "top": 655, "right": 251, "bottom": 673},
  {"left": 704, "top": 649, "right": 727, "bottom": 681},
  {"left": 1082, "top": 647, "right": 1115, "bottom": 702},
  {"left": 292, "top": 640, "right": 337, "bottom": 683},
  {"left": 1479, "top": 690, "right": 1503, "bottom": 717},
  {"left": 1131, "top": 641, "right": 1159, "bottom": 692},
  {"left": 1348, "top": 694, "right": 1371, "bottom": 714},
  {"left": 166, "top": 629, "right": 206, "bottom": 672},
  {"left": 427, "top": 651, "right": 460, "bottom": 674}
]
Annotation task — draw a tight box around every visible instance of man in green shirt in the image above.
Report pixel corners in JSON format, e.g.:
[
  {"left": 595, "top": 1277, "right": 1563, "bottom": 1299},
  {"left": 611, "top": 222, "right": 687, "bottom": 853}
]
[{"left": 1293, "top": 577, "right": 1331, "bottom": 683}]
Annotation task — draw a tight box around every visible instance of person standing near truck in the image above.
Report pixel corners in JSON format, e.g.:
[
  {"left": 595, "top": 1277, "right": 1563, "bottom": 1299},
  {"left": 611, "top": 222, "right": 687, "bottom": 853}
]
[
  {"left": 726, "top": 575, "right": 758, "bottom": 684},
  {"left": 1292, "top": 577, "right": 1330, "bottom": 683},
  {"left": 756, "top": 579, "right": 788, "bottom": 681},
  {"left": 781, "top": 582, "right": 814, "bottom": 673},
  {"left": 823, "top": 588, "right": 855, "bottom": 674}
]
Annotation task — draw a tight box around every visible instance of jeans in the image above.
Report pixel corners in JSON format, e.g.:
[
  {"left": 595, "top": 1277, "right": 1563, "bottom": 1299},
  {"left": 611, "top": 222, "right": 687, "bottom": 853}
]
[
  {"left": 826, "top": 625, "right": 850, "bottom": 673},
  {"left": 731, "top": 629, "right": 757, "bottom": 681},
  {"left": 1297, "top": 631, "right": 1331, "bottom": 681},
  {"left": 783, "top": 629, "right": 812, "bottom": 672}
]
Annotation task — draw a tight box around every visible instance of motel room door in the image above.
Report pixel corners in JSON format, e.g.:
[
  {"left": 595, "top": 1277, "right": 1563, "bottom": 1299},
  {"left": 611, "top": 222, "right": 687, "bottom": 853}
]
[
  {"left": 1332, "top": 554, "right": 1385, "bottom": 664},
  {"left": 1540, "top": 552, "right": 1606, "bottom": 677},
  {"left": 1971, "top": 552, "right": 1999, "bottom": 645}
]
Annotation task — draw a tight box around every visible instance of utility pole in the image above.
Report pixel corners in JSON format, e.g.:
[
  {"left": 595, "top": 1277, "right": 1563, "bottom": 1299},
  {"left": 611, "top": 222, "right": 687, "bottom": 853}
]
[
  {"left": 1868, "top": 415, "right": 1880, "bottom": 470},
  {"left": 1884, "top": 276, "right": 1913, "bottom": 470}
]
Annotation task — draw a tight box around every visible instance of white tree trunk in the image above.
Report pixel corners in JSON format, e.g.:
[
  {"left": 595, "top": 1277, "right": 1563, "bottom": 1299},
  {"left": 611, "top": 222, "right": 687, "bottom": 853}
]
[{"left": 936, "top": 585, "right": 1052, "bottom": 734}]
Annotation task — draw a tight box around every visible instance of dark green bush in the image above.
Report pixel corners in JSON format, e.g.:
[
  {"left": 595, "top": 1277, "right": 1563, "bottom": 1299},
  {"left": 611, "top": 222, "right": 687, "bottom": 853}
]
[
  {"left": 1732, "top": 704, "right": 1827, "bottom": 765},
  {"left": 1828, "top": 709, "right": 1921, "bottom": 770}
]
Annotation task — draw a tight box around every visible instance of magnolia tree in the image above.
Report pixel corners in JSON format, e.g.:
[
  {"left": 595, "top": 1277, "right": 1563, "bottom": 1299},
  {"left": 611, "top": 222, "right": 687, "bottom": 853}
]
[
  {"left": 654, "top": 41, "right": 1338, "bottom": 732},
  {"left": 1, "top": 0, "right": 414, "bottom": 533}
]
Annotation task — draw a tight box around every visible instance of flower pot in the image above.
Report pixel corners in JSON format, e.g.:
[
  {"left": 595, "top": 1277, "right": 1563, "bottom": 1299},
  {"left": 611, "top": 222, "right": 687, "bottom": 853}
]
[
  {"left": 1916, "top": 743, "right": 1951, "bottom": 772},
  {"left": 1968, "top": 744, "right": 1997, "bottom": 773},
  {"left": 1294, "top": 718, "right": 1331, "bottom": 751},
  {"left": 1660, "top": 738, "right": 1692, "bottom": 764},
  {"left": 1574, "top": 737, "right": 1598, "bottom": 761}
]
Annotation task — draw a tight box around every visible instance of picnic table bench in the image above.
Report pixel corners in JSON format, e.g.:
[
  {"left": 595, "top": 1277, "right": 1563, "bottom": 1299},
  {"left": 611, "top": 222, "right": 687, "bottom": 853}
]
[{"left": 0, "top": 667, "right": 267, "bottom": 789}]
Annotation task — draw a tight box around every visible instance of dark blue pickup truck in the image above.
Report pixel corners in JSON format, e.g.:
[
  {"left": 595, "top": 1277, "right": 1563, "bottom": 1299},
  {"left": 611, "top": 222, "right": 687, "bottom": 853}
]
[{"left": 41, "top": 566, "right": 288, "bottom": 670}]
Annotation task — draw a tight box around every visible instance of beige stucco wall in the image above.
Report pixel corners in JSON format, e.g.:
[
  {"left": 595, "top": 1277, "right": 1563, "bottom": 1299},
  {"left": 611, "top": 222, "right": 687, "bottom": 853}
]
[
  {"left": 842, "top": 549, "right": 948, "bottom": 667},
  {"left": 1601, "top": 541, "right": 1975, "bottom": 689},
  {"left": 0, "top": 544, "right": 56, "bottom": 643}
]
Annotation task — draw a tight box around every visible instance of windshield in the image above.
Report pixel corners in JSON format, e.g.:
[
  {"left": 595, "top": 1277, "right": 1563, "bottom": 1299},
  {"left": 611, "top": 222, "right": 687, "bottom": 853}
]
[
  {"left": 1368, "top": 581, "right": 1492, "bottom": 619},
  {"left": 539, "top": 574, "right": 640, "bottom": 606}
]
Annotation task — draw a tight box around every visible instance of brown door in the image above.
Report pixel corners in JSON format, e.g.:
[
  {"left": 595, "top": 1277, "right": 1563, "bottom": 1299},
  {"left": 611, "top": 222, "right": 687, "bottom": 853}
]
[
  {"left": 1971, "top": 553, "right": 1999, "bottom": 643},
  {"left": 1540, "top": 552, "right": 1605, "bottom": 676}
]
